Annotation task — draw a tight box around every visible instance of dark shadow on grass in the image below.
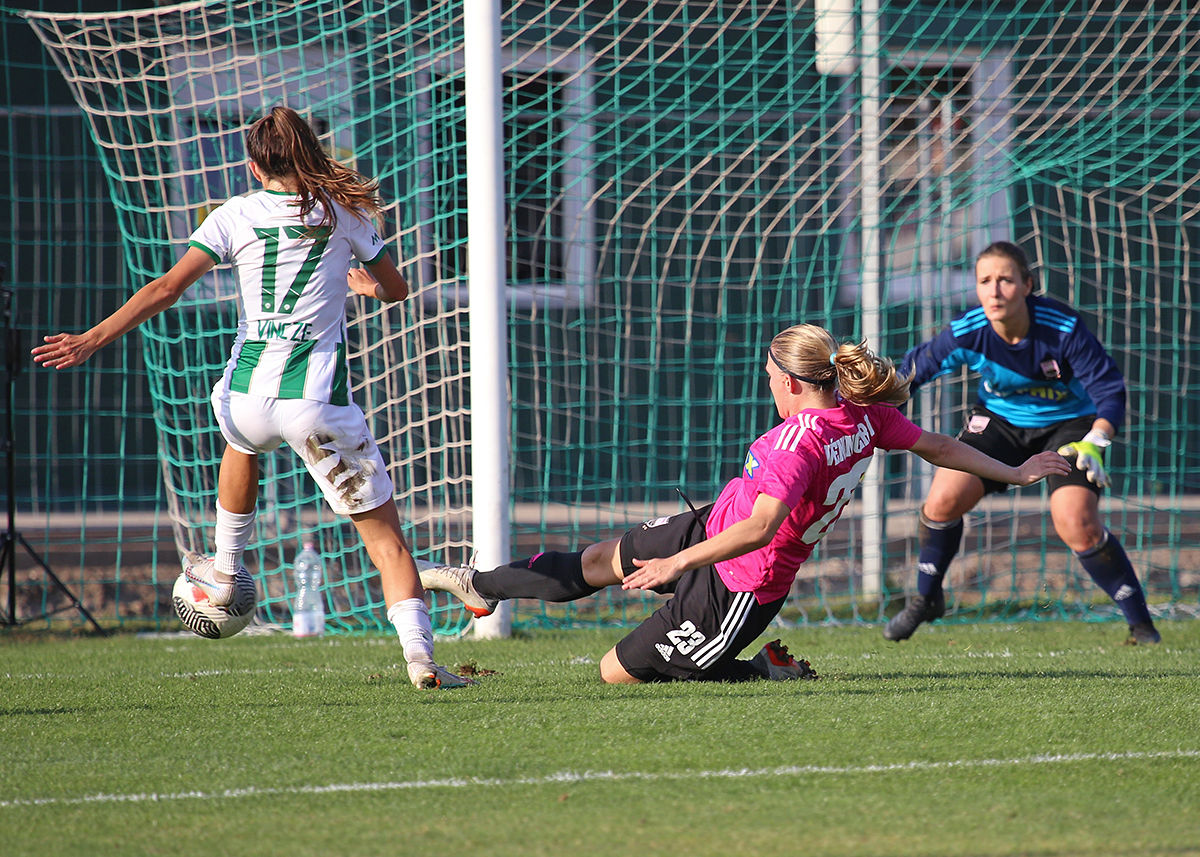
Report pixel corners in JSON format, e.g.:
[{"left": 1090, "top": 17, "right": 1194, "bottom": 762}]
[{"left": 1, "top": 707, "right": 97, "bottom": 716}]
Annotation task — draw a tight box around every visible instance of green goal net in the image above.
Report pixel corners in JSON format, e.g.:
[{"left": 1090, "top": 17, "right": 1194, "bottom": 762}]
[{"left": 9, "top": 0, "right": 1199, "bottom": 633}]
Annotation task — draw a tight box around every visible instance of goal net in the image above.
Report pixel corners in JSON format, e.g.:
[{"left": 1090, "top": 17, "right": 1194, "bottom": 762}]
[{"left": 22, "top": 0, "right": 1200, "bottom": 633}]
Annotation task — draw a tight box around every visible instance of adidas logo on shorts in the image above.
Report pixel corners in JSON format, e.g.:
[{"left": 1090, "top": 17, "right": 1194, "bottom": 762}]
[{"left": 655, "top": 642, "right": 674, "bottom": 662}]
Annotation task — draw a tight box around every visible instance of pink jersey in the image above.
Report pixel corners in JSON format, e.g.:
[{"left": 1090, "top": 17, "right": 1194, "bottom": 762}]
[{"left": 707, "top": 399, "right": 923, "bottom": 603}]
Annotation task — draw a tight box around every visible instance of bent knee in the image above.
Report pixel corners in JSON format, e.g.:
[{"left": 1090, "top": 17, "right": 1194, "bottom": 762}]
[
  {"left": 924, "top": 470, "right": 985, "bottom": 521},
  {"left": 582, "top": 539, "right": 624, "bottom": 587},
  {"left": 923, "top": 492, "right": 979, "bottom": 522},
  {"left": 1058, "top": 525, "right": 1107, "bottom": 554},
  {"left": 599, "top": 647, "right": 640, "bottom": 684}
]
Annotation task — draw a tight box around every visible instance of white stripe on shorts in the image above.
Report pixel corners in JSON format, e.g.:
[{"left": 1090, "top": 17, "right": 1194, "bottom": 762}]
[{"left": 691, "top": 590, "right": 756, "bottom": 668}]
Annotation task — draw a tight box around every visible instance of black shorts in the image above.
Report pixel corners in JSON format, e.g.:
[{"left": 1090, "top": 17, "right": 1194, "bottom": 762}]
[
  {"left": 613, "top": 507, "right": 786, "bottom": 682},
  {"left": 957, "top": 406, "right": 1100, "bottom": 496}
]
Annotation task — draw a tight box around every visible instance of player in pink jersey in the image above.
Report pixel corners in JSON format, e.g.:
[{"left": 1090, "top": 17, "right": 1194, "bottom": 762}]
[{"left": 421, "top": 323, "right": 1069, "bottom": 683}]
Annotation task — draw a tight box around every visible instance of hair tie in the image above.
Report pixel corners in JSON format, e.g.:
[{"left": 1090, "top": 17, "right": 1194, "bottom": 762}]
[{"left": 829, "top": 352, "right": 837, "bottom": 366}]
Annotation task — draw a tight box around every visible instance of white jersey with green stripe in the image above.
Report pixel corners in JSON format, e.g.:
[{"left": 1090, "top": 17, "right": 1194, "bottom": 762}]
[{"left": 189, "top": 190, "right": 387, "bottom": 405}]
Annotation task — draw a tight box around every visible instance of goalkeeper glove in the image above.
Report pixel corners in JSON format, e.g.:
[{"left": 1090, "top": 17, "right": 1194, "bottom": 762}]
[{"left": 1057, "top": 429, "right": 1112, "bottom": 488}]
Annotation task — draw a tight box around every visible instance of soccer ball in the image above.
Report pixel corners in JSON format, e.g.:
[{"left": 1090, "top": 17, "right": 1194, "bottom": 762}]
[{"left": 172, "top": 567, "right": 258, "bottom": 639}]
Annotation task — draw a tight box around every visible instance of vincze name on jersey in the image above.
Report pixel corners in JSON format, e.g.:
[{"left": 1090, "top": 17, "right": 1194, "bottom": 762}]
[
  {"left": 255, "top": 320, "right": 313, "bottom": 341},
  {"left": 824, "top": 415, "right": 876, "bottom": 466}
]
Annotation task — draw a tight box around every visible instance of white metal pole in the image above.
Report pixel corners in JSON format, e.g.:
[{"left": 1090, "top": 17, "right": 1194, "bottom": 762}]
[
  {"left": 814, "top": 0, "right": 856, "bottom": 76},
  {"left": 464, "top": 0, "right": 511, "bottom": 638},
  {"left": 917, "top": 98, "right": 934, "bottom": 502},
  {"left": 860, "top": 0, "right": 884, "bottom": 598}
]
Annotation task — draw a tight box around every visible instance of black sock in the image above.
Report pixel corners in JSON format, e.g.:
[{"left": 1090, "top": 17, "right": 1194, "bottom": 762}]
[
  {"left": 917, "top": 513, "right": 963, "bottom": 597},
  {"left": 1075, "top": 530, "right": 1153, "bottom": 626},
  {"left": 473, "top": 551, "right": 603, "bottom": 603},
  {"left": 691, "top": 658, "right": 764, "bottom": 683}
]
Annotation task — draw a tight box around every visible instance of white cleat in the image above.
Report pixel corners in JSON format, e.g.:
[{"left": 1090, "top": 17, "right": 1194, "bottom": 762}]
[
  {"left": 182, "top": 553, "right": 236, "bottom": 607},
  {"left": 416, "top": 561, "right": 498, "bottom": 618},
  {"left": 407, "top": 660, "right": 476, "bottom": 689}
]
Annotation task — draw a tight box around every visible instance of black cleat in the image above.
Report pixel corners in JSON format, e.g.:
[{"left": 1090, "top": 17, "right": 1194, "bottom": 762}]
[
  {"left": 1126, "top": 621, "right": 1161, "bottom": 646},
  {"left": 749, "top": 639, "right": 820, "bottom": 681},
  {"left": 883, "top": 591, "right": 945, "bottom": 641}
]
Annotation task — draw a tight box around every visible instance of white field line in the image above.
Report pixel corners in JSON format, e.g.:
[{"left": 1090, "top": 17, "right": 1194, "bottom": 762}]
[
  {"left": 3, "top": 749, "right": 1197, "bottom": 810},
  {"left": 0, "top": 645, "right": 1185, "bottom": 681}
]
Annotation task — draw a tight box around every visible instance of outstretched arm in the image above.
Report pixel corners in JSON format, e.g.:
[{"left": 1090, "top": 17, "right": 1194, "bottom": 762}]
[
  {"left": 621, "top": 493, "right": 791, "bottom": 592},
  {"left": 908, "top": 429, "right": 1071, "bottom": 485},
  {"left": 32, "top": 246, "right": 214, "bottom": 370}
]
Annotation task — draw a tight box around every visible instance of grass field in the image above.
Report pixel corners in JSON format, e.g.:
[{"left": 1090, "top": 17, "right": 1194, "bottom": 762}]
[{"left": 3, "top": 620, "right": 1198, "bottom": 857}]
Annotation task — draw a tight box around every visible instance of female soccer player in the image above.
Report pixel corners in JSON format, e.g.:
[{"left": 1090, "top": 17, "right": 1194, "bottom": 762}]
[
  {"left": 420, "top": 323, "right": 1070, "bottom": 683},
  {"left": 883, "top": 240, "right": 1160, "bottom": 645},
  {"left": 32, "top": 106, "right": 469, "bottom": 688}
]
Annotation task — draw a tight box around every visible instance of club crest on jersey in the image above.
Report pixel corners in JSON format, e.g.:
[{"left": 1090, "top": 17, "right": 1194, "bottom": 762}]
[
  {"left": 1040, "top": 358, "right": 1062, "bottom": 379},
  {"left": 967, "top": 414, "right": 991, "bottom": 434},
  {"left": 743, "top": 450, "right": 761, "bottom": 479}
]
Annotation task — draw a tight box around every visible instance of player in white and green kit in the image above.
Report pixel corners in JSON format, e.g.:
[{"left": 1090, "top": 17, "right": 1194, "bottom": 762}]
[{"left": 33, "top": 106, "right": 469, "bottom": 689}]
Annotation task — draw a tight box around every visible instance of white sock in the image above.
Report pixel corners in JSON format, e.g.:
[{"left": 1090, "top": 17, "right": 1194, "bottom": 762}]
[
  {"left": 214, "top": 503, "right": 256, "bottom": 578},
  {"left": 387, "top": 598, "right": 434, "bottom": 665}
]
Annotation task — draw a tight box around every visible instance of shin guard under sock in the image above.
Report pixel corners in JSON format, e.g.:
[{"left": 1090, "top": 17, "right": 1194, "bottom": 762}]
[
  {"left": 1074, "top": 530, "right": 1152, "bottom": 626},
  {"left": 917, "top": 513, "right": 963, "bottom": 597},
  {"left": 473, "top": 551, "right": 603, "bottom": 603}
]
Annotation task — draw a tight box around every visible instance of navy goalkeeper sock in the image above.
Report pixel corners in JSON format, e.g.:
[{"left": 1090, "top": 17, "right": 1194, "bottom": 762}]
[
  {"left": 1074, "top": 530, "right": 1152, "bottom": 626},
  {"left": 473, "top": 551, "right": 603, "bottom": 603},
  {"left": 917, "top": 513, "right": 963, "bottom": 597}
]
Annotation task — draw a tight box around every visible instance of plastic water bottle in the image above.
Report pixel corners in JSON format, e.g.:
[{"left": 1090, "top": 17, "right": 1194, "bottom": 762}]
[{"left": 292, "top": 543, "right": 325, "bottom": 638}]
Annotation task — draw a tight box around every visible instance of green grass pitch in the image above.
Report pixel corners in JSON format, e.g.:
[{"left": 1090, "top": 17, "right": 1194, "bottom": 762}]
[{"left": 3, "top": 621, "right": 1198, "bottom": 857}]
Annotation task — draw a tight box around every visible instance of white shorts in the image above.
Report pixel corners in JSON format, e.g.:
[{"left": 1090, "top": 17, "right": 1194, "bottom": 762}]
[{"left": 211, "top": 386, "right": 395, "bottom": 516}]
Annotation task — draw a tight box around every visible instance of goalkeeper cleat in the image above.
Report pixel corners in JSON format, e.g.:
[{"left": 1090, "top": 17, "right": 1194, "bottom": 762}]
[
  {"left": 182, "top": 553, "right": 236, "bottom": 607},
  {"left": 407, "top": 660, "right": 476, "bottom": 689},
  {"left": 417, "top": 561, "right": 498, "bottom": 618},
  {"left": 749, "top": 639, "right": 819, "bottom": 681},
  {"left": 883, "top": 591, "right": 946, "bottom": 641},
  {"left": 1126, "top": 621, "right": 1162, "bottom": 646}
]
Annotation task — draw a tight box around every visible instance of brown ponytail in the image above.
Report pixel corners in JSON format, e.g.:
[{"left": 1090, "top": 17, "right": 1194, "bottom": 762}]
[
  {"left": 769, "top": 323, "right": 911, "bottom": 407},
  {"left": 245, "top": 106, "right": 382, "bottom": 229}
]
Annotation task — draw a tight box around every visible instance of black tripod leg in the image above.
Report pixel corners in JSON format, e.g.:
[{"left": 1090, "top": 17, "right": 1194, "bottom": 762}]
[
  {"left": 21, "top": 535, "right": 105, "bottom": 633},
  {"left": 1, "top": 534, "right": 106, "bottom": 634},
  {"left": 0, "top": 270, "right": 105, "bottom": 636}
]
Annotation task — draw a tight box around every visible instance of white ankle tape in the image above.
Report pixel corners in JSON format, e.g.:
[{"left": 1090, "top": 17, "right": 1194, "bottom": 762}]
[{"left": 388, "top": 598, "right": 433, "bottom": 664}]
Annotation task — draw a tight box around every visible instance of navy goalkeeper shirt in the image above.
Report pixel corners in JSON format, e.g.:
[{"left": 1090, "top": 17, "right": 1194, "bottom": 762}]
[{"left": 901, "top": 294, "right": 1126, "bottom": 430}]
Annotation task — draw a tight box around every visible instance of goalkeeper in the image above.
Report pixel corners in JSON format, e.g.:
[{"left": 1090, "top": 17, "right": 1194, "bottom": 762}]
[{"left": 885, "top": 241, "right": 1160, "bottom": 645}]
